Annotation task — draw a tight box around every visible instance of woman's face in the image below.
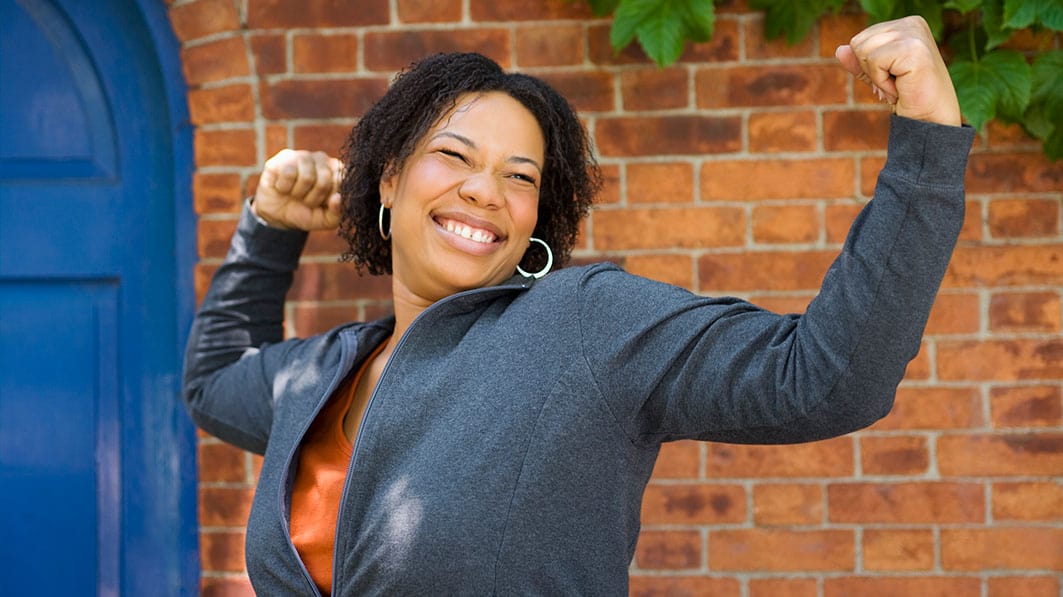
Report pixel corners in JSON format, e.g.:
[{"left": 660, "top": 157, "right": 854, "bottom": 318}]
[{"left": 380, "top": 91, "right": 545, "bottom": 304}]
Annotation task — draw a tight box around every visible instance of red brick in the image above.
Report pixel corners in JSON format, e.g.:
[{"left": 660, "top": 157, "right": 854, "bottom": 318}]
[
  {"left": 828, "top": 482, "right": 984, "bottom": 523},
  {"left": 201, "top": 577, "right": 255, "bottom": 597},
  {"left": 749, "top": 578, "right": 818, "bottom": 597},
  {"left": 292, "top": 304, "right": 361, "bottom": 336},
  {"left": 990, "top": 385, "right": 1063, "bottom": 428},
  {"left": 992, "top": 481, "right": 1063, "bottom": 521},
  {"left": 188, "top": 84, "right": 255, "bottom": 125},
  {"left": 823, "top": 110, "right": 890, "bottom": 151},
  {"left": 596, "top": 116, "right": 741, "bottom": 157},
  {"left": 640, "top": 483, "right": 745, "bottom": 524},
  {"left": 264, "top": 125, "right": 288, "bottom": 160},
  {"left": 627, "top": 162, "right": 694, "bottom": 204},
  {"left": 937, "top": 339, "right": 1063, "bottom": 381},
  {"left": 624, "top": 255, "right": 694, "bottom": 289},
  {"left": 628, "top": 576, "right": 739, "bottom": 597},
  {"left": 469, "top": 0, "right": 590, "bottom": 21},
  {"left": 925, "top": 292, "right": 981, "bottom": 335},
  {"left": 634, "top": 530, "right": 701, "bottom": 570},
  {"left": 247, "top": 0, "right": 389, "bottom": 27},
  {"left": 824, "top": 576, "right": 982, "bottom": 597},
  {"left": 364, "top": 29, "right": 511, "bottom": 71},
  {"left": 169, "top": 0, "right": 240, "bottom": 41},
  {"left": 818, "top": 13, "right": 868, "bottom": 58},
  {"left": 706, "top": 438, "right": 853, "bottom": 478},
  {"left": 293, "top": 124, "right": 352, "bottom": 155},
  {"left": 966, "top": 152, "right": 1063, "bottom": 194},
  {"left": 903, "top": 341, "right": 932, "bottom": 381},
  {"left": 200, "top": 530, "right": 246, "bottom": 572},
  {"left": 752, "top": 483, "right": 822, "bottom": 526},
  {"left": 824, "top": 201, "right": 864, "bottom": 243},
  {"left": 945, "top": 245, "right": 1063, "bottom": 288},
  {"left": 988, "top": 577, "right": 1061, "bottom": 597},
  {"left": 696, "top": 65, "right": 847, "bottom": 108},
  {"left": 597, "top": 164, "right": 621, "bottom": 205},
  {"left": 302, "top": 229, "right": 348, "bottom": 258},
  {"left": 588, "top": 20, "right": 740, "bottom": 66},
  {"left": 198, "top": 487, "right": 254, "bottom": 526},
  {"left": 515, "top": 25, "right": 583, "bottom": 67},
  {"left": 592, "top": 206, "right": 744, "bottom": 250},
  {"left": 291, "top": 263, "right": 393, "bottom": 301},
  {"left": 261, "top": 78, "right": 389, "bottom": 119},
  {"left": 860, "top": 435, "right": 929, "bottom": 475},
  {"left": 748, "top": 111, "right": 817, "bottom": 153},
  {"left": 752, "top": 204, "right": 818, "bottom": 244},
  {"left": 620, "top": 68, "right": 688, "bottom": 111},
  {"left": 744, "top": 15, "right": 816, "bottom": 59},
  {"left": 859, "top": 155, "right": 886, "bottom": 197},
  {"left": 198, "top": 441, "right": 248, "bottom": 484},
  {"left": 871, "top": 387, "right": 983, "bottom": 430},
  {"left": 710, "top": 529, "right": 853, "bottom": 571},
  {"left": 698, "top": 250, "right": 836, "bottom": 292},
  {"left": 182, "top": 37, "right": 250, "bottom": 85},
  {"left": 701, "top": 158, "right": 854, "bottom": 200},
  {"left": 988, "top": 198, "right": 1059, "bottom": 238},
  {"left": 651, "top": 440, "right": 700, "bottom": 479},
  {"left": 862, "top": 529, "right": 935, "bottom": 571},
  {"left": 958, "top": 199, "right": 983, "bottom": 242},
  {"left": 292, "top": 34, "right": 359, "bottom": 73},
  {"left": 746, "top": 293, "right": 813, "bottom": 315},
  {"left": 985, "top": 119, "right": 1044, "bottom": 149},
  {"left": 536, "top": 71, "right": 614, "bottom": 112},
  {"left": 194, "top": 173, "right": 244, "bottom": 214},
  {"left": 938, "top": 433, "right": 1063, "bottom": 476},
  {"left": 989, "top": 291, "right": 1061, "bottom": 332},
  {"left": 398, "top": 0, "right": 462, "bottom": 23},
  {"left": 942, "top": 528, "right": 1063, "bottom": 570},
  {"left": 250, "top": 34, "right": 286, "bottom": 75},
  {"left": 195, "top": 128, "right": 258, "bottom": 167}
]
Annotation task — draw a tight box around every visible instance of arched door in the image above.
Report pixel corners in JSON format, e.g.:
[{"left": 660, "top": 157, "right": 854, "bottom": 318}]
[{"left": 0, "top": 0, "right": 196, "bottom": 594}]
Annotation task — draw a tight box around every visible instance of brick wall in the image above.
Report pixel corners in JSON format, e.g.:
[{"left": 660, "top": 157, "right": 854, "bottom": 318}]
[{"left": 170, "top": 0, "right": 1063, "bottom": 595}]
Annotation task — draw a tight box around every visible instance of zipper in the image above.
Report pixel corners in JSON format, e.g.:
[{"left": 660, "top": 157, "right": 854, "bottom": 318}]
[
  {"left": 279, "top": 330, "right": 359, "bottom": 597},
  {"left": 328, "top": 279, "right": 531, "bottom": 594}
]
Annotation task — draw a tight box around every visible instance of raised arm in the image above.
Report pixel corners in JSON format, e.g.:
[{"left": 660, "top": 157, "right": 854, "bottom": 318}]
[{"left": 181, "top": 150, "right": 342, "bottom": 453}]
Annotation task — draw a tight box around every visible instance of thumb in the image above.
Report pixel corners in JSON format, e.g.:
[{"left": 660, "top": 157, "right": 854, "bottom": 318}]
[{"left": 835, "top": 45, "right": 862, "bottom": 77}]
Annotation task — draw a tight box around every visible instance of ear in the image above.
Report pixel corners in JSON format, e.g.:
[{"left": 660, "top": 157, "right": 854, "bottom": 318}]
[{"left": 378, "top": 165, "right": 397, "bottom": 209}]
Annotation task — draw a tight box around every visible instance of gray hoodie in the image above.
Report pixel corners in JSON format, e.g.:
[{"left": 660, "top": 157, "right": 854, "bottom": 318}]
[{"left": 183, "top": 115, "right": 974, "bottom": 595}]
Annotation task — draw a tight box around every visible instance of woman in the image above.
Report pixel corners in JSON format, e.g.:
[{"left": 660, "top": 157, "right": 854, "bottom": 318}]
[{"left": 184, "top": 16, "right": 973, "bottom": 596}]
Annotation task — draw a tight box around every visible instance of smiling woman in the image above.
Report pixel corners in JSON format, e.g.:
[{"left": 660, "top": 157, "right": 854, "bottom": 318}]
[{"left": 183, "top": 20, "right": 977, "bottom": 596}]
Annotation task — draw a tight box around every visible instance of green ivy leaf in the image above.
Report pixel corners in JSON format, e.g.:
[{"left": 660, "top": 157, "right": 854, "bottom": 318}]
[
  {"left": 611, "top": 0, "right": 715, "bottom": 66},
  {"left": 1004, "top": 0, "right": 1063, "bottom": 30},
  {"left": 950, "top": 49, "right": 1032, "bottom": 129},
  {"left": 859, "top": 0, "right": 943, "bottom": 38},
  {"left": 944, "top": 0, "right": 982, "bottom": 14},
  {"left": 981, "top": 0, "right": 1015, "bottom": 50},
  {"left": 587, "top": 0, "right": 622, "bottom": 17},
  {"left": 751, "top": 0, "right": 845, "bottom": 45},
  {"left": 1025, "top": 50, "right": 1063, "bottom": 159}
]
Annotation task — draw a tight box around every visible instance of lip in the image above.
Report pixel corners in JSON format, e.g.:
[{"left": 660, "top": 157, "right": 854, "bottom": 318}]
[{"left": 431, "top": 209, "right": 506, "bottom": 256}]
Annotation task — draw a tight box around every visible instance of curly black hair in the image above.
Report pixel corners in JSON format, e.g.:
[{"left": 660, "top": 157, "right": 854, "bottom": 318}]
[{"left": 337, "top": 52, "right": 600, "bottom": 276}]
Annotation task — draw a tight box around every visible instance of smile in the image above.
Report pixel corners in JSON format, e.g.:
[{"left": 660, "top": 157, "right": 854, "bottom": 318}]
[{"left": 436, "top": 216, "right": 499, "bottom": 244}]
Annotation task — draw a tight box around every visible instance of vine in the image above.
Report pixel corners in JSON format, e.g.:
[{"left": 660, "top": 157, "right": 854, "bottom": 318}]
[{"left": 571, "top": 0, "right": 1063, "bottom": 159}]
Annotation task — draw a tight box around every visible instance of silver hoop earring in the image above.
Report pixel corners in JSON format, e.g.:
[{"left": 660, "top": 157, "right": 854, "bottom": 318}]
[
  {"left": 516, "top": 237, "right": 553, "bottom": 279},
  {"left": 378, "top": 204, "right": 391, "bottom": 240}
]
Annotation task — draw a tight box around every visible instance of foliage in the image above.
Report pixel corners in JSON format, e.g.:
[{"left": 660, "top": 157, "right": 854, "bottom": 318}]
[{"left": 570, "top": 0, "right": 1063, "bottom": 159}]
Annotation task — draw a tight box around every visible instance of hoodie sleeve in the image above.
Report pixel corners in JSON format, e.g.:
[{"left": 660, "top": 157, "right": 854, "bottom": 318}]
[
  {"left": 578, "top": 116, "right": 975, "bottom": 446},
  {"left": 181, "top": 201, "right": 310, "bottom": 454}
]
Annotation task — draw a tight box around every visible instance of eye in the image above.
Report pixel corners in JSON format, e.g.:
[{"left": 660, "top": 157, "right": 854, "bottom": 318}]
[
  {"left": 510, "top": 173, "right": 538, "bottom": 186},
  {"left": 439, "top": 148, "right": 467, "bottom": 162}
]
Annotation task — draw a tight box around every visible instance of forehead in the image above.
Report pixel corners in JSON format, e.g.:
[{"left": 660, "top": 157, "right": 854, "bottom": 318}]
[{"left": 430, "top": 92, "right": 544, "bottom": 147}]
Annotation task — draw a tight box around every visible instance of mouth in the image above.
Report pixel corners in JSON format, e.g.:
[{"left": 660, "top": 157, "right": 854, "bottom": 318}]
[{"left": 434, "top": 215, "right": 502, "bottom": 245}]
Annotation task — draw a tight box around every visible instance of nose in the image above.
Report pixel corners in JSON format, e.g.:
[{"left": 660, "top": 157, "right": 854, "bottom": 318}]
[{"left": 457, "top": 171, "right": 504, "bottom": 209}]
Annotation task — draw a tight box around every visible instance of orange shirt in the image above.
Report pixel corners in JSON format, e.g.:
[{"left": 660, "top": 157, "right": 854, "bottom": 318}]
[{"left": 290, "top": 341, "right": 386, "bottom": 596}]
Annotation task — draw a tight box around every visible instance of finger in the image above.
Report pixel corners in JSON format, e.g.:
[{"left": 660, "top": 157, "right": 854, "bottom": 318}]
[
  {"left": 303, "top": 152, "right": 335, "bottom": 207},
  {"left": 288, "top": 152, "right": 318, "bottom": 199},
  {"left": 835, "top": 45, "right": 862, "bottom": 77},
  {"left": 331, "top": 157, "right": 344, "bottom": 193},
  {"left": 267, "top": 149, "right": 299, "bottom": 194}
]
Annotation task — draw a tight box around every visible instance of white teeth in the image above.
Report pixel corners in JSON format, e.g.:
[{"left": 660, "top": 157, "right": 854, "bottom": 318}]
[{"left": 441, "top": 218, "right": 495, "bottom": 244}]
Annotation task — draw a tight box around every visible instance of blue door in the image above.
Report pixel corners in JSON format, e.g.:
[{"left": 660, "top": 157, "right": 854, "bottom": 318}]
[{"left": 0, "top": 0, "right": 196, "bottom": 594}]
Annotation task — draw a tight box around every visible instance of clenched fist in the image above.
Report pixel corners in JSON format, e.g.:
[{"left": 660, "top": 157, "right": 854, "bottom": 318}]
[
  {"left": 253, "top": 149, "right": 343, "bottom": 231},
  {"left": 836, "top": 16, "right": 962, "bottom": 127}
]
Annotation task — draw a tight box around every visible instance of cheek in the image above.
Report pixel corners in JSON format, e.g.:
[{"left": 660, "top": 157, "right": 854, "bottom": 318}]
[{"left": 510, "top": 192, "right": 540, "bottom": 234}]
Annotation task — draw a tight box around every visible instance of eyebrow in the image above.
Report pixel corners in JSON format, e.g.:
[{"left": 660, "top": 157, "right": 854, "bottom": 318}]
[{"left": 431, "top": 131, "right": 543, "bottom": 173}]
